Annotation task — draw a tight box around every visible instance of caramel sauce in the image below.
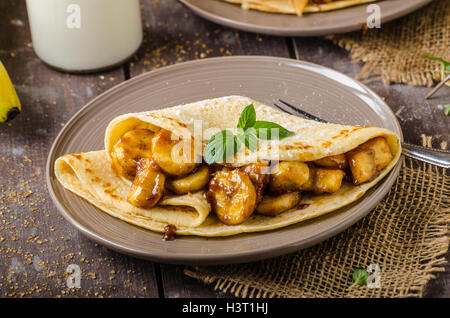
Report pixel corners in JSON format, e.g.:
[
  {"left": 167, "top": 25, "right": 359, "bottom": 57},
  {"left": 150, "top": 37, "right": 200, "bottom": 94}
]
[
  {"left": 163, "top": 224, "right": 177, "bottom": 241},
  {"left": 239, "top": 163, "right": 269, "bottom": 205},
  {"left": 204, "top": 187, "right": 216, "bottom": 207}
]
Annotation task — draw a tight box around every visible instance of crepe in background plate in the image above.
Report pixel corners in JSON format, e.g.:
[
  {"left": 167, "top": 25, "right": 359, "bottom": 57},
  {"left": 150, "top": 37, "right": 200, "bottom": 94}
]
[{"left": 225, "top": 0, "right": 376, "bottom": 16}]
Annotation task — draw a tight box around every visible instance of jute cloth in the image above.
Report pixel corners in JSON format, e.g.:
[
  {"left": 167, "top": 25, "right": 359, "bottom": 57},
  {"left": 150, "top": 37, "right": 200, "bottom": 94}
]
[
  {"left": 328, "top": 0, "right": 450, "bottom": 87},
  {"left": 185, "top": 154, "right": 449, "bottom": 297}
]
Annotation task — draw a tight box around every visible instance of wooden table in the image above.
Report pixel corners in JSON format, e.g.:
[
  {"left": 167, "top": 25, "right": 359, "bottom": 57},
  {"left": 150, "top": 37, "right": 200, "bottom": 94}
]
[{"left": 0, "top": 0, "right": 448, "bottom": 298}]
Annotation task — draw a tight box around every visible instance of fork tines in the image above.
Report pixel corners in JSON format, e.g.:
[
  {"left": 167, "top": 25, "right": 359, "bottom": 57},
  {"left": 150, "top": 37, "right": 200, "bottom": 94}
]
[{"left": 275, "top": 99, "right": 329, "bottom": 123}]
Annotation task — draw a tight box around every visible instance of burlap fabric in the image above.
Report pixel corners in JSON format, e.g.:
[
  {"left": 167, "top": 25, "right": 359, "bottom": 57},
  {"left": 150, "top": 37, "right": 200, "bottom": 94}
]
[
  {"left": 185, "top": 153, "right": 449, "bottom": 297},
  {"left": 328, "top": 0, "right": 450, "bottom": 87}
]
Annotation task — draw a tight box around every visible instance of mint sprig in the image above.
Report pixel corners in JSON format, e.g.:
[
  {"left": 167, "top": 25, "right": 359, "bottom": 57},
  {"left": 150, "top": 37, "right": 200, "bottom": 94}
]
[
  {"left": 204, "top": 104, "right": 294, "bottom": 164},
  {"left": 425, "top": 54, "right": 450, "bottom": 87},
  {"left": 236, "top": 127, "right": 258, "bottom": 152},
  {"left": 253, "top": 121, "right": 294, "bottom": 139},
  {"left": 350, "top": 266, "right": 369, "bottom": 288},
  {"left": 205, "top": 130, "right": 238, "bottom": 165},
  {"left": 237, "top": 104, "right": 256, "bottom": 130}
]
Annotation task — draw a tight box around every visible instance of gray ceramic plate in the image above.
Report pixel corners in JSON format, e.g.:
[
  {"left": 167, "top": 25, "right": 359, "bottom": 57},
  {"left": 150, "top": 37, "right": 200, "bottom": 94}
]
[
  {"left": 47, "top": 56, "right": 402, "bottom": 265},
  {"left": 180, "top": 0, "right": 431, "bottom": 36}
]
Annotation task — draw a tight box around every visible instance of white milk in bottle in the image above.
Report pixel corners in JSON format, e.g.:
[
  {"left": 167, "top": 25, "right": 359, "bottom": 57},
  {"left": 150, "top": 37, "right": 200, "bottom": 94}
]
[{"left": 26, "top": 0, "right": 143, "bottom": 72}]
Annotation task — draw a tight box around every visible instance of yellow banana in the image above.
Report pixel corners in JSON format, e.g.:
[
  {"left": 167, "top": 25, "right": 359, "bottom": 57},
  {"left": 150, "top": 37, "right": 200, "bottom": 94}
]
[{"left": 0, "top": 60, "right": 21, "bottom": 122}]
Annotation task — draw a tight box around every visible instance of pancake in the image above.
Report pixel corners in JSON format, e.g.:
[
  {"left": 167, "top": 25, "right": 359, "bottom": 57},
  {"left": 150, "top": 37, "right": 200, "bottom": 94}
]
[{"left": 55, "top": 96, "right": 401, "bottom": 237}]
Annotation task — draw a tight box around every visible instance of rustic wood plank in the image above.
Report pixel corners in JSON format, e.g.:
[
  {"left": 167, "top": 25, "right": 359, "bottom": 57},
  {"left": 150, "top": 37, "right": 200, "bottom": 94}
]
[
  {"left": 127, "top": 0, "right": 291, "bottom": 298},
  {"left": 156, "top": 264, "right": 231, "bottom": 298},
  {"left": 0, "top": 0, "right": 159, "bottom": 297},
  {"left": 424, "top": 265, "right": 450, "bottom": 298},
  {"left": 129, "top": 0, "right": 291, "bottom": 76}
]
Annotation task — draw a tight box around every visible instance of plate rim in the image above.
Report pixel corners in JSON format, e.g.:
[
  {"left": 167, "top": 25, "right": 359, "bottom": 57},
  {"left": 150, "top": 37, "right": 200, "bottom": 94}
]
[
  {"left": 179, "top": 0, "right": 432, "bottom": 37},
  {"left": 46, "top": 55, "right": 403, "bottom": 265}
]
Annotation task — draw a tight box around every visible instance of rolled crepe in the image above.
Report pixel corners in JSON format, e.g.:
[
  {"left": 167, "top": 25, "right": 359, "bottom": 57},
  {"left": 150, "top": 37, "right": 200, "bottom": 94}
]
[
  {"left": 55, "top": 96, "right": 401, "bottom": 237},
  {"left": 225, "top": 0, "right": 376, "bottom": 15}
]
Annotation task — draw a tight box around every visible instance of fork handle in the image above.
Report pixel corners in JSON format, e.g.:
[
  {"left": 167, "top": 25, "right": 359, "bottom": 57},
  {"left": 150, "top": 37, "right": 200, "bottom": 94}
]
[{"left": 401, "top": 142, "right": 450, "bottom": 168}]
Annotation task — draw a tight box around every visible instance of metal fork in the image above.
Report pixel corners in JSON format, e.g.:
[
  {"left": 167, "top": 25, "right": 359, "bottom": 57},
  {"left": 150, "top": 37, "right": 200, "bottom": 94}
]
[{"left": 273, "top": 99, "right": 450, "bottom": 169}]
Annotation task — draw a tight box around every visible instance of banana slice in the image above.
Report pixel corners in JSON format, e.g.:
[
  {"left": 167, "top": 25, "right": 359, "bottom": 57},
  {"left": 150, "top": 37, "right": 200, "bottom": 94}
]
[
  {"left": 314, "top": 154, "right": 348, "bottom": 170},
  {"left": 240, "top": 162, "right": 270, "bottom": 204},
  {"left": 110, "top": 129, "right": 154, "bottom": 180},
  {"left": 151, "top": 129, "right": 197, "bottom": 177},
  {"left": 269, "top": 161, "right": 310, "bottom": 193},
  {"left": 299, "top": 164, "right": 315, "bottom": 191},
  {"left": 207, "top": 169, "right": 257, "bottom": 225},
  {"left": 127, "top": 158, "right": 165, "bottom": 209},
  {"left": 255, "top": 192, "right": 301, "bottom": 217},
  {"left": 166, "top": 165, "right": 210, "bottom": 195},
  {"left": 313, "top": 167, "right": 346, "bottom": 193},
  {"left": 357, "top": 137, "right": 393, "bottom": 170},
  {"left": 299, "top": 165, "right": 346, "bottom": 193}
]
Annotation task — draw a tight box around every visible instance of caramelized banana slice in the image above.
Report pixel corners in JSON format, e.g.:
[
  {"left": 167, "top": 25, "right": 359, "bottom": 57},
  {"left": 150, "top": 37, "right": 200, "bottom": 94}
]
[
  {"left": 166, "top": 166, "right": 210, "bottom": 195},
  {"left": 207, "top": 169, "right": 257, "bottom": 225},
  {"left": 358, "top": 137, "right": 393, "bottom": 170},
  {"left": 314, "top": 154, "right": 348, "bottom": 170},
  {"left": 299, "top": 164, "right": 315, "bottom": 191},
  {"left": 299, "top": 165, "right": 345, "bottom": 193},
  {"left": 240, "top": 162, "right": 270, "bottom": 204},
  {"left": 347, "top": 148, "right": 377, "bottom": 185},
  {"left": 255, "top": 192, "right": 301, "bottom": 217},
  {"left": 346, "top": 137, "right": 392, "bottom": 185},
  {"left": 313, "top": 168, "right": 346, "bottom": 194},
  {"left": 110, "top": 129, "right": 154, "bottom": 180},
  {"left": 151, "top": 129, "right": 197, "bottom": 177},
  {"left": 269, "top": 161, "right": 310, "bottom": 193},
  {"left": 127, "top": 158, "right": 165, "bottom": 209}
]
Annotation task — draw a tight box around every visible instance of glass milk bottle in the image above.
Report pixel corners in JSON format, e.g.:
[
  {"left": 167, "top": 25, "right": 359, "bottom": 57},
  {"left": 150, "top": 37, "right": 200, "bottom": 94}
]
[{"left": 25, "top": 0, "right": 143, "bottom": 72}]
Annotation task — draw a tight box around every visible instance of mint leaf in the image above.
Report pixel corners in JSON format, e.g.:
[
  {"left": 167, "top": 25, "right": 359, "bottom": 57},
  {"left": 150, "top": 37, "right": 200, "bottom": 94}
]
[
  {"left": 350, "top": 266, "right": 369, "bottom": 288},
  {"left": 205, "top": 131, "right": 225, "bottom": 165},
  {"left": 205, "top": 105, "right": 295, "bottom": 163},
  {"left": 425, "top": 54, "right": 450, "bottom": 69},
  {"left": 235, "top": 128, "right": 245, "bottom": 151},
  {"left": 253, "top": 121, "right": 294, "bottom": 140},
  {"left": 425, "top": 54, "right": 450, "bottom": 86},
  {"left": 445, "top": 105, "right": 450, "bottom": 116},
  {"left": 236, "top": 127, "right": 258, "bottom": 152},
  {"left": 235, "top": 130, "right": 244, "bottom": 151},
  {"left": 237, "top": 104, "right": 256, "bottom": 130},
  {"left": 205, "top": 130, "right": 237, "bottom": 164},
  {"left": 244, "top": 128, "right": 258, "bottom": 152}
]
